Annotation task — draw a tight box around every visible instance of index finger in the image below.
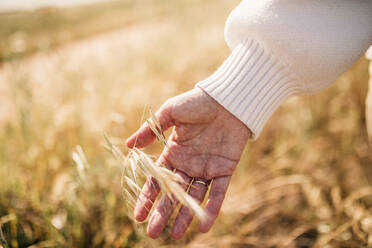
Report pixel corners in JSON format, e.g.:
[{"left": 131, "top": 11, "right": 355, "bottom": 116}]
[
  {"left": 126, "top": 104, "right": 174, "bottom": 148},
  {"left": 199, "top": 176, "right": 231, "bottom": 233},
  {"left": 126, "top": 122, "right": 156, "bottom": 149}
]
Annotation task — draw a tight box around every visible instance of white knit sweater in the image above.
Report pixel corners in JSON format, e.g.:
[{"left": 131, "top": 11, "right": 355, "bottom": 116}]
[{"left": 197, "top": 0, "right": 372, "bottom": 139}]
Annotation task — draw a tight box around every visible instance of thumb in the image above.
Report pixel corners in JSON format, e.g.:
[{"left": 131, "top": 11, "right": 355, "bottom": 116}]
[{"left": 126, "top": 102, "right": 174, "bottom": 148}]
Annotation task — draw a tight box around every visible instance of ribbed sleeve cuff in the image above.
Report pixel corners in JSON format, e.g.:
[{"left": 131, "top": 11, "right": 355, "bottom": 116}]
[{"left": 196, "top": 38, "right": 304, "bottom": 139}]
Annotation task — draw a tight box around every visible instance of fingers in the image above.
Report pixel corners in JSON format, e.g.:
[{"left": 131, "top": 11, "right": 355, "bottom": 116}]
[
  {"left": 146, "top": 171, "right": 191, "bottom": 239},
  {"left": 171, "top": 179, "right": 209, "bottom": 239},
  {"left": 126, "top": 103, "right": 174, "bottom": 148},
  {"left": 138, "top": 175, "right": 230, "bottom": 237},
  {"left": 199, "top": 176, "right": 231, "bottom": 233},
  {"left": 134, "top": 176, "right": 160, "bottom": 222},
  {"left": 134, "top": 153, "right": 173, "bottom": 222},
  {"left": 126, "top": 122, "right": 156, "bottom": 149},
  {"left": 146, "top": 194, "right": 174, "bottom": 239}
]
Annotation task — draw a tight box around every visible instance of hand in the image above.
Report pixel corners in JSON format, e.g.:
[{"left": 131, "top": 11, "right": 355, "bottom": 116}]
[{"left": 126, "top": 88, "right": 251, "bottom": 239}]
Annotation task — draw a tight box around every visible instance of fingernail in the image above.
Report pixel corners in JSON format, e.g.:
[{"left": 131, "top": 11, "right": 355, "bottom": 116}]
[
  {"left": 134, "top": 209, "right": 145, "bottom": 222},
  {"left": 147, "top": 211, "right": 162, "bottom": 239},
  {"left": 199, "top": 216, "right": 212, "bottom": 233},
  {"left": 149, "top": 210, "right": 161, "bottom": 225},
  {"left": 125, "top": 138, "right": 132, "bottom": 147},
  {"left": 171, "top": 225, "right": 183, "bottom": 240},
  {"left": 134, "top": 200, "right": 147, "bottom": 222}
]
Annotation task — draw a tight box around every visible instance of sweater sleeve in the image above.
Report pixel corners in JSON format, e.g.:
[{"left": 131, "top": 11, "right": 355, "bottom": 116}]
[{"left": 196, "top": 0, "right": 372, "bottom": 139}]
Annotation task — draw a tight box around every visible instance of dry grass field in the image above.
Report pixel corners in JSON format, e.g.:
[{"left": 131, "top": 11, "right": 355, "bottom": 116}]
[{"left": 0, "top": 1, "right": 371, "bottom": 247}]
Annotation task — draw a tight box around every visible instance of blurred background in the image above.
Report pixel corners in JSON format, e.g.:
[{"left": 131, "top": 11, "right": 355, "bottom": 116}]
[{"left": 0, "top": 0, "right": 371, "bottom": 247}]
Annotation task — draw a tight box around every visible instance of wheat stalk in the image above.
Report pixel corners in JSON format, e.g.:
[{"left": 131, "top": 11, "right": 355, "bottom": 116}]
[
  {"left": 0, "top": 214, "right": 15, "bottom": 248},
  {"left": 105, "top": 109, "right": 206, "bottom": 221},
  {"left": 146, "top": 108, "right": 168, "bottom": 147}
]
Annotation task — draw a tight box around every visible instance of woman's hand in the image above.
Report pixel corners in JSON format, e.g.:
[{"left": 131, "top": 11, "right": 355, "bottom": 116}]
[{"left": 126, "top": 87, "right": 251, "bottom": 239}]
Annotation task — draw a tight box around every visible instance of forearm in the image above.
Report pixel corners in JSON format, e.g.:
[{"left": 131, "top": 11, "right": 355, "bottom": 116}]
[{"left": 197, "top": 0, "right": 372, "bottom": 138}]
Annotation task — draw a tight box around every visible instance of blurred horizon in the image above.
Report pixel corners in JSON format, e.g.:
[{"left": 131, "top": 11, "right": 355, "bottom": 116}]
[{"left": 0, "top": 0, "right": 109, "bottom": 12}]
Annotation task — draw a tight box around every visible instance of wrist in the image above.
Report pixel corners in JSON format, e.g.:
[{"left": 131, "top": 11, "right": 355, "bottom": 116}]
[
  {"left": 196, "top": 37, "right": 304, "bottom": 139},
  {"left": 198, "top": 87, "right": 253, "bottom": 140}
]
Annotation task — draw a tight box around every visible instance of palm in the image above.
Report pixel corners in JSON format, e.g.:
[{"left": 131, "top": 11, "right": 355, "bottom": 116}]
[{"left": 126, "top": 88, "right": 251, "bottom": 239}]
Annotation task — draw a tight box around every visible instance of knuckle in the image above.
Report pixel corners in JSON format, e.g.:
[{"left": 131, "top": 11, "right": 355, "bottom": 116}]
[{"left": 162, "top": 98, "right": 175, "bottom": 112}]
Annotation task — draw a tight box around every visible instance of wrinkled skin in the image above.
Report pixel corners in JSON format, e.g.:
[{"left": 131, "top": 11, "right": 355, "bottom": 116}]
[{"left": 126, "top": 88, "right": 251, "bottom": 239}]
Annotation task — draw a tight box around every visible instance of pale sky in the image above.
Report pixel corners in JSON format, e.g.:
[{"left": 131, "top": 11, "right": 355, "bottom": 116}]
[{"left": 0, "top": 0, "right": 108, "bottom": 12}]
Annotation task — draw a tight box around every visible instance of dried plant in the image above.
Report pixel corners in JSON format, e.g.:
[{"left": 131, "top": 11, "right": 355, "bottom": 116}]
[
  {"left": 104, "top": 110, "right": 206, "bottom": 222},
  {"left": 0, "top": 214, "right": 15, "bottom": 248}
]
